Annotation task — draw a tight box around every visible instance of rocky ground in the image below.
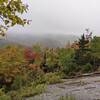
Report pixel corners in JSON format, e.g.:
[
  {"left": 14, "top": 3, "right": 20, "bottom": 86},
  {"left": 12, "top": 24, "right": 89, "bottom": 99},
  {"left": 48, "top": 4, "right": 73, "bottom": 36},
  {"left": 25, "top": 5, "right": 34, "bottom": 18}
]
[{"left": 26, "top": 76, "right": 100, "bottom": 100}]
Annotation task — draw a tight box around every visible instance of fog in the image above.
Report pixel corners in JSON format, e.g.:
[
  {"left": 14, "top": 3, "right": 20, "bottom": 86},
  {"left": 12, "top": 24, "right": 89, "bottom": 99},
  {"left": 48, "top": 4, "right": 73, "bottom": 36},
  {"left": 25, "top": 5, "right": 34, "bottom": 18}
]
[{"left": 8, "top": 0, "right": 100, "bottom": 36}]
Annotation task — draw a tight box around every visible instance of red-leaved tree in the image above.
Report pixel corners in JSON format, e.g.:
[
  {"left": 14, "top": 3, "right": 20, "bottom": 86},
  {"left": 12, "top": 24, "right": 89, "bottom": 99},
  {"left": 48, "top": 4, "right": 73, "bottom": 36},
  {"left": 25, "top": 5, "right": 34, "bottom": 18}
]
[{"left": 24, "top": 48, "right": 36, "bottom": 64}]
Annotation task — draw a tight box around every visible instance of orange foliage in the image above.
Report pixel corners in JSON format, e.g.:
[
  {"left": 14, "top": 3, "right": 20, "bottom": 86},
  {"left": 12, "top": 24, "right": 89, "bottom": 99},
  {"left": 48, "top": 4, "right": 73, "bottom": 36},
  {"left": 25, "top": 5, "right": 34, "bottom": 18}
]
[
  {"left": 71, "top": 41, "right": 79, "bottom": 50},
  {"left": 28, "top": 64, "right": 40, "bottom": 70},
  {"left": 24, "top": 48, "right": 37, "bottom": 63}
]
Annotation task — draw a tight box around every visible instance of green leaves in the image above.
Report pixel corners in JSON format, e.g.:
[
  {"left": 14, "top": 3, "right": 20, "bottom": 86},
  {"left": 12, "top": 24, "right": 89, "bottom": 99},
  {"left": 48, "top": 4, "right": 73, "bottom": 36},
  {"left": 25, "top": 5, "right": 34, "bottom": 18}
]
[{"left": 0, "top": 0, "right": 29, "bottom": 36}]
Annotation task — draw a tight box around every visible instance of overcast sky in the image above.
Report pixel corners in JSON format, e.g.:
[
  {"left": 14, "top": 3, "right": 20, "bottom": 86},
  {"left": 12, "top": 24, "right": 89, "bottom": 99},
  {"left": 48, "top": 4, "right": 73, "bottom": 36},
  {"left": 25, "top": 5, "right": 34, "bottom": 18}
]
[{"left": 8, "top": 0, "right": 100, "bottom": 36}]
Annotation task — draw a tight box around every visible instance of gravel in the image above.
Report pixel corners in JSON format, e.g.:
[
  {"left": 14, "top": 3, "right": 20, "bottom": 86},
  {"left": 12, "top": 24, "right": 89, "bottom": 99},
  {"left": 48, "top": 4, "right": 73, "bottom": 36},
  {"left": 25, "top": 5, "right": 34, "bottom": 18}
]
[{"left": 26, "top": 76, "right": 100, "bottom": 100}]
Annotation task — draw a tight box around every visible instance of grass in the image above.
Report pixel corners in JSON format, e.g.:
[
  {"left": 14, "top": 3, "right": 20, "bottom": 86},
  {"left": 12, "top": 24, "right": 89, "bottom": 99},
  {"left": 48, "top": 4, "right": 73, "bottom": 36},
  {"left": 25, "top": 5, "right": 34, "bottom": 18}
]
[
  {"left": 0, "top": 72, "right": 63, "bottom": 100},
  {"left": 45, "top": 72, "right": 62, "bottom": 84},
  {"left": 0, "top": 83, "right": 46, "bottom": 100},
  {"left": 19, "top": 84, "right": 46, "bottom": 97}
]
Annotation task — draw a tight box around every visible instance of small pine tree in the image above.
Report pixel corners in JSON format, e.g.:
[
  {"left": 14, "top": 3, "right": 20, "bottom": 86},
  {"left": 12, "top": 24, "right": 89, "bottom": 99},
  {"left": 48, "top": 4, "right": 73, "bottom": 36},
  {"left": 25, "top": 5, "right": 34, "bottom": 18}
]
[
  {"left": 79, "top": 34, "right": 89, "bottom": 51},
  {"left": 74, "top": 34, "right": 90, "bottom": 65}
]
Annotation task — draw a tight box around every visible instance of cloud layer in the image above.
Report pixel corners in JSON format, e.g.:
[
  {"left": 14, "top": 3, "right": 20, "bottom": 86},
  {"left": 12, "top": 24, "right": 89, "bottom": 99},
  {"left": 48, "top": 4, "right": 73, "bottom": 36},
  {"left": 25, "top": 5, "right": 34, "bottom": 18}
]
[{"left": 8, "top": 0, "right": 100, "bottom": 36}]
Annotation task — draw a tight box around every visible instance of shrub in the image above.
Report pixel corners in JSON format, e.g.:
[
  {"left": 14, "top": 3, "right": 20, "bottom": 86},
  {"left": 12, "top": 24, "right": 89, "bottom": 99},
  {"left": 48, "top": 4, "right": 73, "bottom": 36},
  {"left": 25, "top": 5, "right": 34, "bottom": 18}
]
[
  {"left": 28, "top": 69, "right": 46, "bottom": 84},
  {"left": 45, "top": 72, "right": 62, "bottom": 84},
  {"left": 0, "top": 88, "right": 5, "bottom": 96},
  {"left": 0, "top": 46, "right": 26, "bottom": 91},
  {"left": 33, "top": 84, "right": 46, "bottom": 95},
  {"left": 34, "top": 72, "right": 62, "bottom": 85},
  {"left": 82, "top": 63, "right": 93, "bottom": 73},
  {"left": 19, "top": 84, "right": 46, "bottom": 97},
  {"left": 8, "top": 91, "right": 22, "bottom": 100},
  {"left": 24, "top": 48, "right": 36, "bottom": 64},
  {"left": 0, "top": 85, "right": 11, "bottom": 99},
  {"left": 63, "top": 62, "right": 78, "bottom": 76},
  {"left": 11, "top": 75, "right": 23, "bottom": 90},
  {"left": 0, "top": 95, "right": 11, "bottom": 100},
  {"left": 34, "top": 72, "right": 47, "bottom": 84}
]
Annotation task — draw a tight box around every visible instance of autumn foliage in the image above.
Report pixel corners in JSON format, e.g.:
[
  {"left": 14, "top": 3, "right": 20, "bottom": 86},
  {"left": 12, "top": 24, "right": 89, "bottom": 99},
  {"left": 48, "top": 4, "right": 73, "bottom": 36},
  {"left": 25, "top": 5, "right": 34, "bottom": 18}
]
[
  {"left": 0, "top": 34, "right": 100, "bottom": 100},
  {"left": 24, "top": 48, "right": 37, "bottom": 64}
]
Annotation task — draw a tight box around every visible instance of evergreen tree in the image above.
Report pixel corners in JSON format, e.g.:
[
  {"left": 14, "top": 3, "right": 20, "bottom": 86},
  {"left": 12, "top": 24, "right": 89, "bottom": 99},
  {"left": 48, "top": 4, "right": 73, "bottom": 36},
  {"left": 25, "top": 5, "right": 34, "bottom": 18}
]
[
  {"left": 79, "top": 34, "right": 89, "bottom": 51},
  {"left": 74, "top": 34, "right": 91, "bottom": 65}
]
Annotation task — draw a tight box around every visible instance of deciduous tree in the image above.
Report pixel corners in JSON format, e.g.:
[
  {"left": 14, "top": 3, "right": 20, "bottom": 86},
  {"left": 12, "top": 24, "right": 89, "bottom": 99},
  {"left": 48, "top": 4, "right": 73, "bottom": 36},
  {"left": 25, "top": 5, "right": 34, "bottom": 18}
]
[{"left": 0, "top": 0, "right": 29, "bottom": 36}]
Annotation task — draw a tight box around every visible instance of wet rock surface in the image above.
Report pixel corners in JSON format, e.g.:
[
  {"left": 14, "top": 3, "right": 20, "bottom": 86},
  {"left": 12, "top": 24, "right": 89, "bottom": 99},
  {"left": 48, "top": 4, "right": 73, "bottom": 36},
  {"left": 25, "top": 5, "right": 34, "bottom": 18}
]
[{"left": 26, "top": 76, "right": 100, "bottom": 100}]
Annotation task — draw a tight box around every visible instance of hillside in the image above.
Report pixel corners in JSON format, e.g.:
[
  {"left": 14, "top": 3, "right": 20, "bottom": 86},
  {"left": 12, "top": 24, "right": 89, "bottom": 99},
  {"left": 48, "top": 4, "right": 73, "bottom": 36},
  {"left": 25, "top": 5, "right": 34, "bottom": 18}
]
[{"left": 0, "top": 33, "right": 78, "bottom": 48}]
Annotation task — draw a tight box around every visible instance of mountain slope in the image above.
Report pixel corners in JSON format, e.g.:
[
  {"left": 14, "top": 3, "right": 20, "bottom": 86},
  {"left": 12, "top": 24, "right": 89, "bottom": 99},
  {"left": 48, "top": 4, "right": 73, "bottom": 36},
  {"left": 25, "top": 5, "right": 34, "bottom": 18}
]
[{"left": 0, "top": 33, "right": 78, "bottom": 48}]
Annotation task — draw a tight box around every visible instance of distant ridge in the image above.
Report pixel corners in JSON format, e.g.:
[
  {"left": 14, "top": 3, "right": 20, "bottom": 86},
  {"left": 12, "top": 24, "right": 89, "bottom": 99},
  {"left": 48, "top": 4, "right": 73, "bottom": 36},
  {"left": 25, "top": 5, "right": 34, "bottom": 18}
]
[{"left": 0, "top": 33, "right": 78, "bottom": 48}]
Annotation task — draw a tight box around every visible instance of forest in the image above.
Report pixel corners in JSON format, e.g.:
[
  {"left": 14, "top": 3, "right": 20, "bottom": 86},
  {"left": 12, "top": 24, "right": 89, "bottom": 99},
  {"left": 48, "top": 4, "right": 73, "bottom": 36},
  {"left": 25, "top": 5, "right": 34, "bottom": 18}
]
[
  {"left": 0, "top": 0, "right": 100, "bottom": 100},
  {"left": 0, "top": 33, "right": 100, "bottom": 100}
]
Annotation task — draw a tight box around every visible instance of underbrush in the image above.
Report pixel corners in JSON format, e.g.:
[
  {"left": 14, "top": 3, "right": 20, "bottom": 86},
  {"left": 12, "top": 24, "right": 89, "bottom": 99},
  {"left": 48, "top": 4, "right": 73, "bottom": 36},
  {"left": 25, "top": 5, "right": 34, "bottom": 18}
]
[
  {"left": 19, "top": 83, "right": 46, "bottom": 98},
  {"left": 0, "top": 83, "right": 46, "bottom": 100},
  {"left": 45, "top": 72, "right": 62, "bottom": 84},
  {"left": 0, "top": 71, "right": 62, "bottom": 100}
]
